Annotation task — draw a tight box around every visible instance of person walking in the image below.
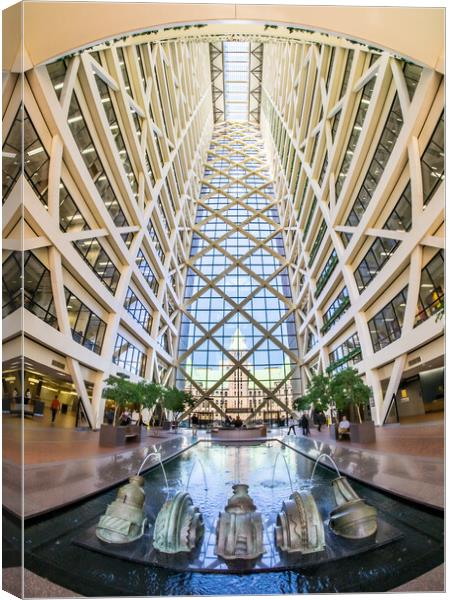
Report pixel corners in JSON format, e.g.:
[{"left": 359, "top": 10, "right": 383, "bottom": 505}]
[
  {"left": 51, "top": 395, "right": 60, "bottom": 424},
  {"left": 24, "top": 388, "right": 31, "bottom": 405},
  {"left": 191, "top": 413, "right": 199, "bottom": 436},
  {"left": 317, "top": 411, "right": 326, "bottom": 432},
  {"left": 287, "top": 416, "right": 297, "bottom": 435},
  {"left": 300, "top": 413, "right": 310, "bottom": 436}
]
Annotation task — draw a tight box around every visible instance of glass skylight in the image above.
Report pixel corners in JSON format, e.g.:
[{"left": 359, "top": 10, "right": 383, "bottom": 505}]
[{"left": 223, "top": 42, "right": 250, "bottom": 121}]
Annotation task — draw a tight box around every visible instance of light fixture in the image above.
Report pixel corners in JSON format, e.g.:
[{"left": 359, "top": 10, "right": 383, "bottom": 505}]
[{"left": 27, "top": 146, "right": 44, "bottom": 157}]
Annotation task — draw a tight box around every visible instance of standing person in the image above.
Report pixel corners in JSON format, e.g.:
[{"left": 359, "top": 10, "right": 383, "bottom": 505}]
[
  {"left": 24, "top": 388, "right": 31, "bottom": 405},
  {"left": 317, "top": 411, "right": 326, "bottom": 432},
  {"left": 191, "top": 413, "right": 199, "bottom": 436},
  {"left": 300, "top": 413, "right": 310, "bottom": 436},
  {"left": 287, "top": 416, "right": 297, "bottom": 435},
  {"left": 51, "top": 395, "right": 60, "bottom": 424}
]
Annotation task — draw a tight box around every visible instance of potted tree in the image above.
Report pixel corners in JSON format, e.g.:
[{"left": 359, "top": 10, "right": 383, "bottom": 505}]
[
  {"left": 294, "top": 372, "right": 334, "bottom": 434},
  {"left": 99, "top": 375, "right": 142, "bottom": 446},
  {"left": 330, "top": 367, "right": 375, "bottom": 443},
  {"left": 162, "top": 387, "right": 195, "bottom": 431},
  {"left": 139, "top": 381, "right": 165, "bottom": 436}
]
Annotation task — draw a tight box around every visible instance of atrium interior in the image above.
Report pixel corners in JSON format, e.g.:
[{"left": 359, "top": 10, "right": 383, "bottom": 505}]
[{"left": 2, "top": 3, "right": 445, "bottom": 597}]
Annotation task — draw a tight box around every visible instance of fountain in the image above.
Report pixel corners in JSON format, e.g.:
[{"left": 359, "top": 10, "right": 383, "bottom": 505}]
[
  {"left": 215, "top": 483, "right": 264, "bottom": 561},
  {"left": 275, "top": 491, "right": 325, "bottom": 554},
  {"left": 310, "top": 452, "right": 342, "bottom": 482},
  {"left": 95, "top": 475, "right": 147, "bottom": 544},
  {"left": 329, "top": 476, "right": 378, "bottom": 539},
  {"left": 310, "top": 452, "right": 378, "bottom": 539},
  {"left": 80, "top": 441, "right": 401, "bottom": 578},
  {"left": 271, "top": 450, "right": 294, "bottom": 492},
  {"left": 137, "top": 445, "right": 169, "bottom": 495},
  {"left": 153, "top": 491, "right": 204, "bottom": 553},
  {"left": 185, "top": 458, "right": 209, "bottom": 493}
]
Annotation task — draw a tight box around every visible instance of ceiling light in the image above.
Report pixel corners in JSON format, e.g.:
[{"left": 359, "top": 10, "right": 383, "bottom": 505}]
[{"left": 27, "top": 146, "right": 44, "bottom": 157}]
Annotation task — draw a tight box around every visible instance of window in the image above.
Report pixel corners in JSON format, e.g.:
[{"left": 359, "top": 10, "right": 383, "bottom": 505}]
[
  {"left": 65, "top": 288, "right": 106, "bottom": 354},
  {"left": 315, "top": 250, "right": 338, "bottom": 297},
  {"left": 308, "top": 221, "right": 327, "bottom": 268},
  {"left": 3, "top": 251, "right": 57, "bottom": 328},
  {"left": 384, "top": 184, "right": 412, "bottom": 231},
  {"left": 339, "top": 51, "right": 354, "bottom": 98},
  {"left": 335, "top": 78, "right": 375, "bottom": 198},
  {"left": 135, "top": 249, "right": 159, "bottom": 295},
  {"left": 354, "top": 236, "right": 399, "bottom": 293},
  {"left": 147, "top": 218, "right": 166, "bottom": 263},
  {"left": 3, "top": 107, "right": 50, "bottom": 205},
  {"left": 415, "top": 251, "right": 444, "bottom": 326},
  {"left": 113, "top": 333, "right": 147, "bottom": 376},
  {"left": 47, "top": 60, "right": 67, "bottom": 99},
  {"left": 328, "top": 332, "right": 361, "bottom": 373},
  {"left": 178, "top": 122, "right": 299, "bottom": 409},
  {"left": 421, "top": 112, "right": 444, "bottom": 205},
  {"left": 368, "top": 287, "right": 408, "bottom": 352},
  {"left": 403, "top": 62, "right": 422, "bottom": 101},
  {"left": 67, "top": 94, "right": 128, "bottom": 226},
  {"left": 124, "top": 287, "right": 153, "bottom": 333},
  {"left": 321, "top": 287, "right": 350, "bottom": 334},
  {"left": 94, "top": 75, "right": 138, "bottom": 198},
  {"left": 59, "top": 183, "right": 89, "bottom": 232},
  {"left": 73, "top": 238, "right": 120, "bottom": 294},
  {"left": 346, "top": 94, "right": 404, "bottom": 224}
]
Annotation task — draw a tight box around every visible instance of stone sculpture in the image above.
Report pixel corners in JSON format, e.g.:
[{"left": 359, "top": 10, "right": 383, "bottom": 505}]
[
  {"left": 215, "top": 483, "right": 264, "bottom": 561},
  {"left": 275, "top": 491, "right": 325, "bottom": 554},
  {"left": 329, "top": 476, "right": 378, "bottom": 539},
  {"left": 96, "top": 475, "right": 147, "bottom": 544},
  {"left": 153, "top": 491, "right": 204, "bottom": 553}
]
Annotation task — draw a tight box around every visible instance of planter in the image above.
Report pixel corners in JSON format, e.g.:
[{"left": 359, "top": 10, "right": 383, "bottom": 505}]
[
  {"left": 99, "top": 424, "right": 141, "bottom": 447},
  {"left": 349, "top": 421, "right": 376, "bottom": 443},
  {"left": 329, "top": 421, "right": 375, "bottom": 443}
]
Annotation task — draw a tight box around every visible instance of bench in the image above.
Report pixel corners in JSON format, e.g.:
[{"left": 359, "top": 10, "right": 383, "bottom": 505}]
[{"left": 99, "top": 424, "right": 141, "bottom": 447}]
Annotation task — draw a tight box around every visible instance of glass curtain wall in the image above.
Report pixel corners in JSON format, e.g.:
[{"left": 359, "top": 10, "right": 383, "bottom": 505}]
[{"left": 177, "top": 122, "right": 301, "bottom": 424}]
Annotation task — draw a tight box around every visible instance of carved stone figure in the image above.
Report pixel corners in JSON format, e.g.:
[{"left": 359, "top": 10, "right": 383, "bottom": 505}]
[
  {"left": 153, "top": 491, "right": 204, "bottom": 554},
  {"left": 275, "top": 491, "right": 325, "bottom": 554},
  {"left": 215, "top": 483, "right": 264, "bottom": 560},
  {"left": 329, "top": 476, "right": 378, "bottom": 539},
  {"left": 96, "top": 475, "right": 147, "bottom": 544}
]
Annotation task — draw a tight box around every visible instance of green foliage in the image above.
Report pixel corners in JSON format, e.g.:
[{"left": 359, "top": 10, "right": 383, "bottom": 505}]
[
  {"left": 162, "top": 387, "right": 195, "bottom": 420},
  {"left": 102, "top": 375, "right": 141, "bottom": 424},
  {"left": 138, "top": 381, "right": 164, "bottom": 410},
  {"left": 102, "top": 375, "right": 138, "bottom": 405},
  {"left": 294, "top": 373, "right": 333, "bottom": 413},
  {"left": 330, "top": 367, "right": 371, "bottom": 423}
]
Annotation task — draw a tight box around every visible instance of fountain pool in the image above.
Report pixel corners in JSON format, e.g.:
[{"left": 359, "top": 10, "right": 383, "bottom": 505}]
[{"left": 8, "top": 440, "right": 443, "bottom": 595}]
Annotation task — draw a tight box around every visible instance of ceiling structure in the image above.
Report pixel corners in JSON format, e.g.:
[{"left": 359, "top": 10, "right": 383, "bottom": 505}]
[{"left": 2, "top": 14, "right": 444, "bottom": 428}]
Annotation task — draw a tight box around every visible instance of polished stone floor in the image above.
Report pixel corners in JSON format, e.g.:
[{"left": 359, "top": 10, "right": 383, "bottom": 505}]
[{"left": 2, "top": 416, "right": 444, "bottom": 518}]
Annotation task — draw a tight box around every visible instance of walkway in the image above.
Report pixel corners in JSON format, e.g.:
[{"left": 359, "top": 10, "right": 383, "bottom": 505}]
[
  {"left": 282, "top": 421, "right": 443, "bottom": 509},
  {"left": 3, "top": 417, "right": 195, "bottom": 518},
  {"left": 2, "top": 417, "right": 444, "bottom": 519}
]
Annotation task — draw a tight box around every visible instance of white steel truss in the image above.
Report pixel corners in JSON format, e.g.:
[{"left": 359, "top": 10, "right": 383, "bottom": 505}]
[
  {"left": 2, "top": 22, "right": 444, "bottom": 429},
  {"left": 261, "top": 41, "right": 444, "bottom": 425},
  {"left": 177, "top": 121, "right": 301, "bottom": 423}
]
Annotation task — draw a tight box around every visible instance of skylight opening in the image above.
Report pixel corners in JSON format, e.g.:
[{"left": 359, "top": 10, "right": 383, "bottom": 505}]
[{"left": 223, "top": 41, "right": 250, "bottom": 121}]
